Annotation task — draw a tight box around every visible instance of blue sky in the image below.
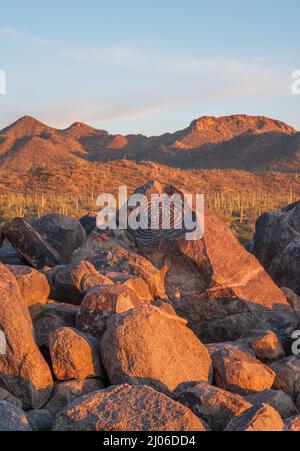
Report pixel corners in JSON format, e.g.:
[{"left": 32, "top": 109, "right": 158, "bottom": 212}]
[{"left": 0, "top": 0, "right": 299, "bottom": 134}]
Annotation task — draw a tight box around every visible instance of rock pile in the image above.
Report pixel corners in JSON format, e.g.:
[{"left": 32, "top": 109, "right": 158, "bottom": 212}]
[{"left": 0, "top": 186, "right": 298, "bottom": 432}]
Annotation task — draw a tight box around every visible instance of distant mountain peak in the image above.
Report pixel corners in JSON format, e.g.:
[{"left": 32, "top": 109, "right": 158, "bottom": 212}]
[
  {"left": 0, "top": 115, "right": 54, "bottom": 138},
  {"left": 190, "top": 114, "right": 296, "bottom": 134},
  {"left": 170, "top": 114, "right": 297, "bottom": 149}
]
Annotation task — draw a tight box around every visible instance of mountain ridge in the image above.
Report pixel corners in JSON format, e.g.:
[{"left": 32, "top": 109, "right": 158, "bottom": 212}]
[{"left": 0, "top": 114, "right": 299, "bottom": 172}]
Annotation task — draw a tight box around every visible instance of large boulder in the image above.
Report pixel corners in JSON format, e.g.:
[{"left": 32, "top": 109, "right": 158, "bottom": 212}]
[
  {"left": 101, "top": 304, "right": 213, "bottom": 392},
  {"left": 0, "top": 263, "right": 53, "bottom": 408},
  {"left": 45, "top": 379, "right": 105, "bottom": 416},
  {"left": 49, "top": 327, "right": 104, "bottom": 381},
  {"left": 246, "top": 389, "right": 298, "bottom": 419},
  {"left": 2, "top": 218, "right": 63, "bottom": 269},
  {"left": 0, "top": 401, "right": 33, "bottom": 431},
  {"left": 53, "top": 384, "right": 208, "bottom": 431},
  {"left": 76, "top": 284, "right": 146, "bottom": 336},
  {"left": 237, "top": 329, "right": 285, "bottom": 362},
  {"left": 33, "top": 214, "right": 86, "bottom": 264},
  {"left": 7, "top": 265, "right": 50, "bottom": 307},
  {"left": 173, "top": 381, "right": 252, "bottom": 431},
  {"left": 271, "top": 356, "right": 300, "bottom": 399},
  {"left": 251, "top": 201, "right": 300, "bottom": 295},
  {"left": 125, "top": 181, "right": 297, "bottom": 343},
  {"left": 224, "top": 403, "right": 285, "bottom": 431},
  {"left": 72, "top": 230, "right": 167, "bottom": 300},
  {"left": 53, "top": 260, "right": 113, "bottom": 305},
  {"left": 207, "top": 342, "right": 276, "bottom": 395}
]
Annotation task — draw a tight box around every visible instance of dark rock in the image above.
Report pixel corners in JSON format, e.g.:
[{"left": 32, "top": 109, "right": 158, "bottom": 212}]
[
  {"left": 271, "top": 356, "right": 300, "bottom": 399},
  {"left": 0, "top": 401, "right": 33, "bottom": 431},
  {"left": 0, "top": 263, "right": 53, "bottom": 408},
  {"left": 224, "top": 403, "right": 284, "bottom": 431},
  {"left": 252, "top": 201, "right": 300, "bottom": 295},
  {"left": 27, "top": 409, "right": 53, "bottom": 431},
  {"left": 53, "top": 260, "right": 113, "bottom": 305},
  {"left": 33, "top": 214, "right": 86, "bottom": 264},
  {"left": 285, "top": 416, "right": 300, "bottom": 431},
  {"left": 0, "top": 243, "right": 26, "bottom": 265},
  {"left": 2, "top": 217, "right": 63, "bottom": 269},
  {"left": 173, "top": 381, "right": 252, "bottom": 431},
  {"left": 246, "top": 389, "right": 298, "bottom": 419},
  {"left": 79, "top": 212, "right": 97, "bottom": 236}
]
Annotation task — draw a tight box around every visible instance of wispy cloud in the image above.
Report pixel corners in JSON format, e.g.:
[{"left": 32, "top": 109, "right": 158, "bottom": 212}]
[{"left": 0, "top": 25, "right": 292, "bottom": 132}]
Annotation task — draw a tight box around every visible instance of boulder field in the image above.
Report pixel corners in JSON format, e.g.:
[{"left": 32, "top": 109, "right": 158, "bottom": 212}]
[{"left": 0, "top": 182, "right": 298, "bottom": 432}]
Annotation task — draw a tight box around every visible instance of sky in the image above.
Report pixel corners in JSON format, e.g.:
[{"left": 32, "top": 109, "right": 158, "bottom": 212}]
[{"left": 0, "top": 0, "right": 300, "bottom": 135}]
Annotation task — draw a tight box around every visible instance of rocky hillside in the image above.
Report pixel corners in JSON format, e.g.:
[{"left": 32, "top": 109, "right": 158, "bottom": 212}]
[
  {"left": 0, "top": 181, "right": 299, "bottom": 431},
  {"left": 0, "top": 114, "right": 299, "bottom": 172}
]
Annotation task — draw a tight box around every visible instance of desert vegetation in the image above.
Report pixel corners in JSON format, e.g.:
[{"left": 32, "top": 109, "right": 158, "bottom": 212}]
[{"left": 0, "top": 187, "right": 297, "bottom": 243}]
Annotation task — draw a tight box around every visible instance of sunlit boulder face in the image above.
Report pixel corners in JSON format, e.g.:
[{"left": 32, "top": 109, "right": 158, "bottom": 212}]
[
  {"left": 53, "top": 384, "right": 209, "bottom": 432},
  {"left": 126, "top": 181, "right": 298, "bottom": 342},
  {"left": 0, "top": 263, "right": 53, "bottom": 408},
  {"left": 251, "top": 200, "right": 300, "bottom": 296},
  {"left": 100, "top": 304, "right": 213, "bottom": 392}
]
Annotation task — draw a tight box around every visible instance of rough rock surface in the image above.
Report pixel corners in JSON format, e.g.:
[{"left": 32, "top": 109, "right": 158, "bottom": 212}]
[
  {"left": 281, "top": 287, "right": 300, "bottom": 316},
  {"left": 53, "top": 260, "right": 113, "bottom": 305},
  {"left": 251, "top": 201, "right": 300, "bottom": 296},
  {"left": 45, "top": 379, "right": 105, "bottom": 416},
  {"left": 8, "top": 265, "right": 50, "bottom": 307},
  {"left": 72, "top": 230, "right": 167, "bottom": 300},
  {"left": 237, "top": 329, "right": 285, "bottom": 362},
  {"left": 271, "top": 356, "right": 300, "bottom": 399},
  {"left": 173, "top": 381, "right": 252, "bottom": 431},
  {"left": 224, "top": 403, "right": 285, "bottom": 431},
  {"left": 285, "top": 416, "right": 300, "bottom": 431},
  {"left": 0, "top": 387, "right": 22, "bottom": 408},
  {"left": 0, "top": 243, "right": 26, "bottom": 265},
  {"left": 246, "top": 389, "right": 298, "bottom": 419},
  {"left": 53, "top": 384, "right": 208, "bottom": 431},
  {"left": 49, "top": 327, "right": 104, "bottom": 381},
  {"left": 32, "top": 302, "right": 79, "bottom": 350},
  {"left": 127, "top": 181, "right": 297, "bottom": 343},
  {"left": 33, "top": 214, "right": 86, "bottom": 264},
  {"left": 207, "top": 342, "right": 275, "bottom": 395},
  {"left": 76, "top": 284, "right": 145, "bottom": 336},
  {"left": 0, "top": 400, "right": 33, "bottom": 431},
  {"left": 27, "top": 409, "right": 53, "bottom": 431},
  {"left": 101, "top": 304, "right": 213, "bottom": 391},
  {"left": 0, "top": 263, "right": 53, "bottom": 408},
  {"left": 2, "top": 217, "right": 64, "bottom": 269}
]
